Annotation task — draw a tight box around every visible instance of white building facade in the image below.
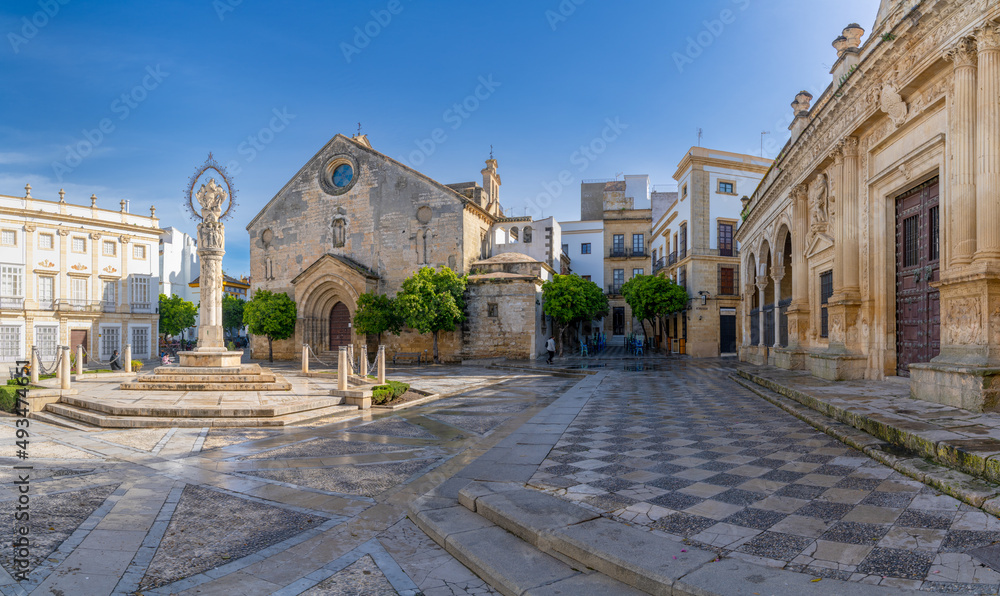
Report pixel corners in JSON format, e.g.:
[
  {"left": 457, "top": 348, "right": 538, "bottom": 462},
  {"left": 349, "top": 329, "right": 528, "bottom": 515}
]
[
  {"left": 159, "top": 226, "right": 200, "bottom": 341},
  {"left": 0, "top": 186, "right": 162, "bottom": 363}
]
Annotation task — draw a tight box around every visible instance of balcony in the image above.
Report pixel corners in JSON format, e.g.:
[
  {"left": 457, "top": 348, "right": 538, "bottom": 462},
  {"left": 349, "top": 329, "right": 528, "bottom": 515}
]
[
  {"left": 37, "top": 299, "right": 54, "bottom": 311},
  {"left": 131, "top": 302, "right": 153, "bottom": 314},
  {"left": 652, "top": 257, "right": 666, "bottom": 274},
  {"left": 607, "top": 284, "right": 624, "bottom": 296},
  {"left": 608, "top": 248, "right": 649, "bottom": 259},
  {"left": 56, "top": 299, "right": 102, "bottom": 313},
  {"left": 668, "top": 251, "right": 678, "bottom": 266},
  {"left": 0, "top": 296, "right": 24, "bottom": 310},
  {"left": 102, "top": 300, "right": 117, "bottom": 312}
]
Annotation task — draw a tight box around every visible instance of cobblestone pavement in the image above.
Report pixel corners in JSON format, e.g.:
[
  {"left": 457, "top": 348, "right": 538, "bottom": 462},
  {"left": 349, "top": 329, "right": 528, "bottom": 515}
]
[
  {"left": 0, "top": 365, "right": 574, "bottom": 595},
  {"left": 529, "top": 358, "right": 1000, "bottom": 594}
]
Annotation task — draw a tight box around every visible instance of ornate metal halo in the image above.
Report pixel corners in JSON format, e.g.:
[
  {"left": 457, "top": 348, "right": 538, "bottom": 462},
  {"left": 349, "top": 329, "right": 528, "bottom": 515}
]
[{"left": 185, "top": 152, "right": 237, "bottom": 221}]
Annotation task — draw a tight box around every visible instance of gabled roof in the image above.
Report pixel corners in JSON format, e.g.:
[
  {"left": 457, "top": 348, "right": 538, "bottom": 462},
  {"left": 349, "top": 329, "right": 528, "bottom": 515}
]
[{"left": 247, "top": 134, "right": 496, "bottom": 230}]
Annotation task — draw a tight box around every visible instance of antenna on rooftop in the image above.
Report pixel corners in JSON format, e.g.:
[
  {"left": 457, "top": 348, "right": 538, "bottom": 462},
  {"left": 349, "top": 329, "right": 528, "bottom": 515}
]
[
  {"left": 357, "top": 122, "right": 362, "bottom": 136},
  {"left": 697, "top": 128, "right": 703, "bottom": 147},
  {"left": 760, "top": 131, "right": 770, "bottom": 157},
  {"left": 490, "top": 144, "right": 494, "bottom": 159}
]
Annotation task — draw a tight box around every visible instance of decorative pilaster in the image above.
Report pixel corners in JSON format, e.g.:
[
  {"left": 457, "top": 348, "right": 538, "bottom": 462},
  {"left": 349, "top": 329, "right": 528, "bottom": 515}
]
[
  {"left": 840, "top": 137, "right": 860, "bottom": 298},
  {"left": 830, "top": 145, "right": 846, "bottom": 293},
  {"left": 772, "top": 269, "right": 784, "bottom": 348},
  {"left": 945, "top": 37, "right": 978, "bottom": 266},
  {"left": 975, "top": 24, "right": 1000, "bottom": 262}
]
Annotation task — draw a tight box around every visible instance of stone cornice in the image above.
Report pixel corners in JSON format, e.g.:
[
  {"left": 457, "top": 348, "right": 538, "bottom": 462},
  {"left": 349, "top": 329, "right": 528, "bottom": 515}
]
[{"left": 742, "top": 0, "right": 986, "bottom": 233}]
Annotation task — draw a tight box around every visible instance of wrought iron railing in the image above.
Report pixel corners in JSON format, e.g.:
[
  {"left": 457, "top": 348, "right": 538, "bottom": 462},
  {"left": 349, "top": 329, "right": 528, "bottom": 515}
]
[
  {"left": 607, "top": 284, "right": 624, "bottom": 295},
  {"left": 668, "top": 251, "right": 677, "bottom": 265},
  {"left": 652, "top": 257, "right": 665, "bottom": 274}
]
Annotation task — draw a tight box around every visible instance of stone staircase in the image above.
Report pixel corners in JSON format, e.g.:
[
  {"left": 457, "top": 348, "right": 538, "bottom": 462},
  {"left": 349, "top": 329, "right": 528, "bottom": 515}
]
[
  {"left": 36, "top": 393, "right": 361, "bottom": 429},
  {"left": 119, "top": 364, "right": 291, "bottom": 391}
]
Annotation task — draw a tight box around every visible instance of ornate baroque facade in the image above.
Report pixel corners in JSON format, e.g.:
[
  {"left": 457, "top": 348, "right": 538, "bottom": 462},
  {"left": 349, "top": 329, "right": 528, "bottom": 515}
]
[{"left": 737, "top": 0, "right": 1000, "bottom": 411}]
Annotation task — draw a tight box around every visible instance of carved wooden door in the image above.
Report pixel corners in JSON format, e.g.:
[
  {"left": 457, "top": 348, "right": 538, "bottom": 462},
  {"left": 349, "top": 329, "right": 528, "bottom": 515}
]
[
  {"left": 329, "top": 302, "right": 352, "bottom": 351},
  {"left": 895, "top": 179, "right": 940, "bottom": 376}
]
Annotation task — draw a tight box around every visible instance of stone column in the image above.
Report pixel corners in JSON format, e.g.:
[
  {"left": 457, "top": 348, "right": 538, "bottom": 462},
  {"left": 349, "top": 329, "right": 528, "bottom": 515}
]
[
  {"left": 772, "top": 268, "right": 785, "bottom": 348},
  {"left": 195, "top": 238, "right": 226, "bottom": 351},
  {"left": 786, "top": 185, "right": 810, "bottom": 349},
  {"left": 124, "top": 344, "right": 131, "bottom": 373},
  {"left": 976, "top": 24, "right": 1000, "bottom": 263},
  {"left": 76, "top": 344, "right": 83, "bottom": 376},
  {"left": 337, "top": 346, "right": 348, "bottom": 391},
  {"left": 756, "top": 276, "right": 768, "bottom": 347},
  {"left": 302, "top": 344, "right": 309, "bottom": 374},
  {"left": 840, "top": 137, "right": 861, "bottom": 298},
  {"left": 360, "top": 346, "right": 368, "bottom": 376},
  {"left": 60, "top": 346, "right": 70, "bottom": 390},
  {"left": 30, "top": 349, "right": 38, "bottom": 385},
  {"left": 945, "top": 37, "right": 978, "bottom": 265},
  {"left": 377, "top": 345, "right": 385, "bottom": 384}
]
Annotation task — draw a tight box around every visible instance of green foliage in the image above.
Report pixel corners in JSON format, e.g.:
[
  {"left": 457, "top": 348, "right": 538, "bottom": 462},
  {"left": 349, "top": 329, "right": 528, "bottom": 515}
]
[
  {"left": 881, "top": 32, "right": 896, "bottom": 42},
  {"left": 227, "top": 341, "right": 236, "bottom": 351},
  {"left": 541, "top": 275, "right": 609, "bottom": 327},
  {"left": 159, "top": 293, "right": 197, "bottom": 338},
  {"left": 371, "top": 380, "right": 410, "bottom": 405},
  {"left": 353, "top": 293, "right": 404, "bottom": 343},
  {"left": 0, "top": 385, "right": 18, "bottom": 413},
  {"left": 621, "top": 275, "right": 689, "bottom": 339},
  {"left": 396, "top": 267, "right": 467, "bottom": 362},
  {"left": 243, "top": 289, "right": 298, "bottom": 362},
  {"left": 222, "top": 294, "right": 246, "bottom": 335},
  {"left": 131, "top": 360, "right": 143, "bottom": 373}
]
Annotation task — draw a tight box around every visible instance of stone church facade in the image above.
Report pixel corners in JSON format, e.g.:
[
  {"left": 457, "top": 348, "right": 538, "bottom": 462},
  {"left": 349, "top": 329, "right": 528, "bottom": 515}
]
[
  {"left": 246, "top": 133, "right": 548, "bottom": 362},
  {"left": 737, "top": 0, "right": 1000, "bottom": 411}
]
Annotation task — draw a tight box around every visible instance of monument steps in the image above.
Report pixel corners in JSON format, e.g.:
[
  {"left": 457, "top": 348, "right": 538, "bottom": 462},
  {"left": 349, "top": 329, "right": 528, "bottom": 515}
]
[
  {"left": 40, "top": 400, "right": 361, "bottom": 428},
  {"left": 118, "top": 364, "right": 291, "bottom": 391},
  {"left": 119, "top": 380, "right": 291, "bottom": 391}
]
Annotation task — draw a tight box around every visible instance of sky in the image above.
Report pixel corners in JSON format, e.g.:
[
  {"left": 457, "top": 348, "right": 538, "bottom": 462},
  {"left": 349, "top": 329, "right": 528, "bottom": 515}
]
[{"left": 0, "top": 0, "right": 879, "bottom": 277}]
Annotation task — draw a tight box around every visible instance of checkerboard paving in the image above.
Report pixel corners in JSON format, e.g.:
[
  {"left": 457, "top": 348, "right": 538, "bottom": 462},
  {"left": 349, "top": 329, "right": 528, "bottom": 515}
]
[{"left": 529, "top": 359, "right": 1000, "bottom": 593}]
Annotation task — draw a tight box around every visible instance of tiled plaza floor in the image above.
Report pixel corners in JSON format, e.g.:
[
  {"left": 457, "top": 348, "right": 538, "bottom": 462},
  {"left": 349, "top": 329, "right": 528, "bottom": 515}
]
[
  {"left": 529, "top": 358, "right": 1000, "bottom": 593},
  {"left": 0, "top": 364, "right": 573, "bottom": 595}
]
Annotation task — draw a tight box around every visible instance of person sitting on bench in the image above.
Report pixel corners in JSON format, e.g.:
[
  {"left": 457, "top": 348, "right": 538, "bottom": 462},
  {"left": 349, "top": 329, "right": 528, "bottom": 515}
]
[{"left": 110, "top": 349, "right": 122, "bottom": 371}]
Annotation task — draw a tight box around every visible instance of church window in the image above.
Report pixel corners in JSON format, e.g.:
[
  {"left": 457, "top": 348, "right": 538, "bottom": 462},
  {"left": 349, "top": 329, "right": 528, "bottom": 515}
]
[{"left": 332, "top": 163, "right": 353, "bottom": 187}]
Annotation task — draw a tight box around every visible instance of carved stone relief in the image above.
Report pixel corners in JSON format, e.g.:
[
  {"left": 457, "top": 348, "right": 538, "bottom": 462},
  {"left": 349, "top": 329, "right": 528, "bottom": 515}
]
[{"left": 944, "top": 297, "right": 983, "bottom": 345}]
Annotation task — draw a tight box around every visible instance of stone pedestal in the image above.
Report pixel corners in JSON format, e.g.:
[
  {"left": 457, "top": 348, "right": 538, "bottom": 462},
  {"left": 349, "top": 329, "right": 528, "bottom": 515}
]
[
  {"left": 178, "top": 350, "right": 244, "bottom": 368},
  {"left": 772, "top": 348, "right": 806, "bottom": 371},
  {"left": 910, "top": 265, "right": 1000, "bottom": 411},
  {"left": 813, "top": 298, "right": 865, "bottom": 380}
]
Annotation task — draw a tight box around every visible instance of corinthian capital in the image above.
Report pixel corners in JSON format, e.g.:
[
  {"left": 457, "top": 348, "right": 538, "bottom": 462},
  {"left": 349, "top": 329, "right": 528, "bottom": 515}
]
[
  {"left": 792, "top": 184, "right": 809, "bottom": 205},
  {"left": 841, "top": 136, "right": 859, "bottom": 157},
  {"left": 945, "top": 36, "right": 978, "bottom": 67},
  {"left": 976, "top": 23, "right": 1000, "bottom": 52},
  {"left": 830, "top": 144, "right": 845, "bottom": 165}
]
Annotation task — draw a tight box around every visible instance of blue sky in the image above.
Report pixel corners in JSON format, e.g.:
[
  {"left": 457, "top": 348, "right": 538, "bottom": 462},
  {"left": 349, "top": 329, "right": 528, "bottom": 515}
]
[{"left": 1, "top": 0, "right": 878, "bottom": 276}]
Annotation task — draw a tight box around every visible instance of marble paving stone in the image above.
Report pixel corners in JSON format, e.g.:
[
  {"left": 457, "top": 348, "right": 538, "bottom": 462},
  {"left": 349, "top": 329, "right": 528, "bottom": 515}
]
[{"left": 245, "top": 459, "right": 439, "bottom": 497}]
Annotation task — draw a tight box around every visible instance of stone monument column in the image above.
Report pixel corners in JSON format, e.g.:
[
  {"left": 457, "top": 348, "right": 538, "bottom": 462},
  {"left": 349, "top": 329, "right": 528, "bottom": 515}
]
[
  {"left": 178, "top": 178, "right": 242, "bottom": 369},
  {"left": 976, "top": 24, "right": 1000, "bottom": 263}
]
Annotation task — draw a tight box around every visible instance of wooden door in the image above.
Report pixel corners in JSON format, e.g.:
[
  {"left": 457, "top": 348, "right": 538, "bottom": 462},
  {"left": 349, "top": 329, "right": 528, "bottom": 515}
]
[
  {"left": 329, "top": 302, "right": 352, "bottom": 351},
  {"left": 720, "top": 315, "right": 736, "bottom": 354},
  {"left": 70, "top": 330, "right": 88, "bottom": 364},
  {"left": 612, "top": 307, "right": 625, "bottom": 336},
  {"left": 895, "top": 179, "right": 940, "bottom": 376}
]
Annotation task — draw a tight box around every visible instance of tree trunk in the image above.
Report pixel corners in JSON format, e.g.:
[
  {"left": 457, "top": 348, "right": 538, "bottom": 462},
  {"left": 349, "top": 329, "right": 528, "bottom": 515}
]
[
  {"left": 432, "top": 330, "right": 439, "bottom": 363},
  {"left": 267, "top": 336, "right": 273, "bottom": 363}
]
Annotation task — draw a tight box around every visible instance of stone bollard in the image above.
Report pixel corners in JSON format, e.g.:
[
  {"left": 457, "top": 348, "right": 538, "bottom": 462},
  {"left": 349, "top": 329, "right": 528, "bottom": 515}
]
[
  {"left": 338, "top": 346, "right": 348, "bottom": 391},
  {"left": 76, "top": 345, "right": 84, "bottom": 377},
  {"left": 30, "top": 348, "right": 39, "bottom": 385},
  {"left": 302, "top": 345, "right": 309, "bottom": 374},
  {"left": 60, "top": 346, "right": 70, "bottom": 390},
  {"left": 347, "top": 345, "right": 355, "bottom": 376},
  {"left": 360, "top": 346, "right": 368, "bottom": 377},
  {"left": 377, "top": 345, "right": 386, "bottom": 384},
  {"left": 124, "top": 344, "right": 132, "bottom": 373}
]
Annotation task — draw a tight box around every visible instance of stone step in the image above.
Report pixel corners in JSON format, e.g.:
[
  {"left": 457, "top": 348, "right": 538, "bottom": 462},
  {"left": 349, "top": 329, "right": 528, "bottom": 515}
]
[
  {"left": 133, "top": 373, "right": 277, "bottom": 384},
  {"left": 44, "top": 402, "right": 362, "bottom": 428},
  {"left": 30, "top": 410, "right": 101, "bottom": 431},
  {"left": 118, "top": 379, "right": 292, "bottom": 391},
  {"left": 60, "top": 394, "right": 345, "bottom": 418},
  {"left": 150, "top": 364, "right": 261, "bottom": 376},
  {"left": 410, "top": 504, "right": 646, "bottom": 596}
]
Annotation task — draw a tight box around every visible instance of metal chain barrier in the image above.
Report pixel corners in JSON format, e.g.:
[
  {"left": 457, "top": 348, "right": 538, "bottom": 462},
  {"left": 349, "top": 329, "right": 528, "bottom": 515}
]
[
  {"left": 31, "top": 347, "right": 62, "bottom": 376},
  {"left": 367, "top": 357, "right": 378, "bottom": 377},
  {"left": 306, "top": 344, "right": 337, "bottom": 368},
  {"left": 80, "top": 346, "right": 115, "bottom": 367}
]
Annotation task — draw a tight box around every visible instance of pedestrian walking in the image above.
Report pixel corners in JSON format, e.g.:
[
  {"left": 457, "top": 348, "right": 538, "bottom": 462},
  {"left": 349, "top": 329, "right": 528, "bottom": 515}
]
[
  {"left": 546, "top": 336, "right": 555, "bottom": 364},
  {"left": 109, "top": 349, "right": 122, "bottom": 371}
]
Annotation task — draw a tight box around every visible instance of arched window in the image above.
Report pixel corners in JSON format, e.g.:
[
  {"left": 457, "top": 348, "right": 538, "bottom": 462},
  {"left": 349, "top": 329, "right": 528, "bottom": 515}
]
[
  {"left": 510, "top": 227, "right": 519, "bottom": 243},
  {"left": 523, "top": 226, "right": 533, "bottom": 243}
]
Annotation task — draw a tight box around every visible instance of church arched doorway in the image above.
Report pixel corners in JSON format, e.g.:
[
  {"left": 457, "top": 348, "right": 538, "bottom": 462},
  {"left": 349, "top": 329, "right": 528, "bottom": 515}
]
[{"left": 329, "top": 302, "right": 351, "bottom": 350}]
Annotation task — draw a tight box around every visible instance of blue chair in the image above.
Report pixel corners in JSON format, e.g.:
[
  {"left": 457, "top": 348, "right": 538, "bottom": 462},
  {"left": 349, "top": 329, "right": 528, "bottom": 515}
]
[
  {"left": 635, "top": 338, "right": 644, "bottom": 356},
  {"left": 581, "top": 343, "right": 589, "bottom": 357}
]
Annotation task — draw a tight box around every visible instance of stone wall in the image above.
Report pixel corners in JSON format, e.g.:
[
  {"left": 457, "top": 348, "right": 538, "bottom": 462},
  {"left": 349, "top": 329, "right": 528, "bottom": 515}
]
[{"left": 463, "top": 277, "right": 540, "bottom": 360}]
